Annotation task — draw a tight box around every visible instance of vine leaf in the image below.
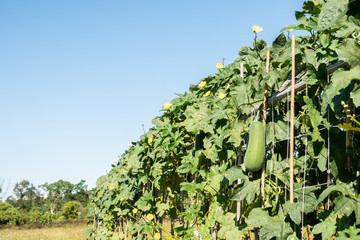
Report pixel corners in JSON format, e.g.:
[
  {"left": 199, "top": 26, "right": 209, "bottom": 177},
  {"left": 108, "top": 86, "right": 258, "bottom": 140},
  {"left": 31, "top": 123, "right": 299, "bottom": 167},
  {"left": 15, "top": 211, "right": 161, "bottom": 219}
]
[
  {"left": 284, "top": 201, "right": 302, "bottom": 225},
  {"left": 338, "top": 39, "right": 360, "bottom": 68},
  {"left": 351, "top": 86, "right": 360, "bottom": 107},
  {"left": 337, "top": 225, "right": 360, "bottom": 240},
  {"left": 224, "top": 166, "right": 247, "bottom": 184},
  {"left": 317, "top": 0, "right": 349, "bottom": 31},
  {"left": 217, "top": 213, "right": 245, "bottom": 239},
  {"left": 312, "top": 212, "right": 337, "bottom": 239},
  {"left": 135, "top": 190, "right": 153, "bottom": 211},
  {"left": 247, "top": 208, "right": 293, "bottom": 240},
  {"left": 321, "top": 67, "right": 360, "bottom": 114},
  {"left": 230, "top": 179, "right": 260, "bottom": 203},
  {"left": 183, "top": 104, "right": 211, "bottom": 134}
]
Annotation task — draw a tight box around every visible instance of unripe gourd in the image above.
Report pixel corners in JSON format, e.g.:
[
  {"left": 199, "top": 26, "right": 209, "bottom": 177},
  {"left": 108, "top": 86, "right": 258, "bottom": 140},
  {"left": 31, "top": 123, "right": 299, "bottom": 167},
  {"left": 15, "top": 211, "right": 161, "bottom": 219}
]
[{"left": 244, "top": 121, "right": 265, "bottom": 172}]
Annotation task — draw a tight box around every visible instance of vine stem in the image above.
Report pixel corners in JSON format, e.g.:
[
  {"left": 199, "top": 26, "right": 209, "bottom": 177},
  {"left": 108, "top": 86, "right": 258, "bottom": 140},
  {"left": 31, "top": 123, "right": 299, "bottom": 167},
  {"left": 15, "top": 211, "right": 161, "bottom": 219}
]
[
  {"left": 290, "top": 35, "right": 295, "bottom": 203},
  {"left": 261, "top": 50, "right": 270, "bottom": 208}
]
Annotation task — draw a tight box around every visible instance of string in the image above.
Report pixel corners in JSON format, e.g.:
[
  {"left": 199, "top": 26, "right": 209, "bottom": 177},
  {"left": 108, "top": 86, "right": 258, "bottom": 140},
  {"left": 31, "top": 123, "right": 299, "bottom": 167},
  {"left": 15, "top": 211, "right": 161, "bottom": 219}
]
[
  {"left": 301, "top": 83, "right": 308, "bottom": 239},
  {"left": 327, "top": 68, "right": 331, "bottom": 210}
]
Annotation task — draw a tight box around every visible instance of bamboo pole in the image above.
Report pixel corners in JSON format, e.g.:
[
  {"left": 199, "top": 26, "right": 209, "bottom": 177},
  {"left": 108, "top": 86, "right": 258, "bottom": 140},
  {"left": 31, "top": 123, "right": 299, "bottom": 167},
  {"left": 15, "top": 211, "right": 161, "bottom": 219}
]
[
  {"left": 236, "top": 62, "right": 244, "bottom": 223},
  {"left": 261, "top": 51, "right": 270, "bottom": 207},
  {"left": 289, "top": 35, "right": 295, "bottom": 203}
]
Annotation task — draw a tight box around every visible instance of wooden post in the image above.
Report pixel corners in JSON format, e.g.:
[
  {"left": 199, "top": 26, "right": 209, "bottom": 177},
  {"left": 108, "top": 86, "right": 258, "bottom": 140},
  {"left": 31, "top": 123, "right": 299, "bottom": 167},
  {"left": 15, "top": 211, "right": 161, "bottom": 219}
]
[
  {"left": 236, "top": 62, "right": 244, "bottom": 222},
  {"left": 261, "top": 50, "right": 270, "bottom": 207},
  {"left": 240, "top": 62, "right": 244, "bottom": 78},
  {"left": 290, "top": 35, "right": 295, "bottom": 203}
]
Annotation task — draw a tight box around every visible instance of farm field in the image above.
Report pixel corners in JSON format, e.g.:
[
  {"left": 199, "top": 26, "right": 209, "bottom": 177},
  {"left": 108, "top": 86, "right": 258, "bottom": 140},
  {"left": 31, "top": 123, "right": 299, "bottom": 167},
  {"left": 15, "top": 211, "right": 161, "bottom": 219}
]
[{"left": 0, "top": 224, "right": 87, "bottom": 240}]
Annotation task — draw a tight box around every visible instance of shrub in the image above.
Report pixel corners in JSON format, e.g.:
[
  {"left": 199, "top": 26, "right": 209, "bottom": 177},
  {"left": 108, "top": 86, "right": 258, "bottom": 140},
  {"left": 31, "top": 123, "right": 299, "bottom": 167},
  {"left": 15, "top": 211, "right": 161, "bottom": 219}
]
[
  {"left": 61, "top": 201, "right": 82, "bottom": 219},
  {"left": 28, "top": 210, "right": 41, "bottom": 223},
  {"left": 0, "top": 201, "right": 21, "bottom": 225},
  {"left": 40, "top": 211, "right": 54, "bottom": 224}
]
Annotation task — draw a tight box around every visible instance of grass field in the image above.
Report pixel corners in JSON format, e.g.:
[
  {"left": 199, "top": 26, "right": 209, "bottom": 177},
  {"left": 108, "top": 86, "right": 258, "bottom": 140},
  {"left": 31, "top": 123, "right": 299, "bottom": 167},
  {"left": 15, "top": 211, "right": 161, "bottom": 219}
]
[{"left": 0, "top": 224, "right": 87, "bottom": 240}]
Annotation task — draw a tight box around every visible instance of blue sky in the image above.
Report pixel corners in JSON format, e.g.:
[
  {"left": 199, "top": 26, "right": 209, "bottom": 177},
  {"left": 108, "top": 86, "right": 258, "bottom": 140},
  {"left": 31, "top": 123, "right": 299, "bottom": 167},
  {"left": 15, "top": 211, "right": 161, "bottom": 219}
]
[{"left": 0, "top": 0, "right": 305, "bottom": 197}]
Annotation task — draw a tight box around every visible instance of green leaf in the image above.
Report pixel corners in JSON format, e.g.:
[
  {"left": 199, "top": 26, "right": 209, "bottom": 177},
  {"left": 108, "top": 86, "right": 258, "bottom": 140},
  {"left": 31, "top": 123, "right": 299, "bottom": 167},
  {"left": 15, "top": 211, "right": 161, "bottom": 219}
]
[
  {"left": 284, "top": 201, "right": 302, "bottom": 225},
  {"left": 246, "top": 208, "right": 271, "bottom": 227},
  {"left": 247, "top": 208, "right": 293, "bottom": 240},
  {"left": 321, "top": 67, "right": 360, "bottom": 114},
  {"left": 280, "top": 24, "right": 310, "bottom": 32},
  {"left": 312, "top": 212, "right": 337, "bottom": 240},
  {"left": 231, "top": 179, "right": 260, "bottom": 203},
  {"left": 337, "top": 225, "right": 360, "bottom": 240},
  {"left": 180, "top": 182, "right": 204, "bottom": 193},
  {"left": 205, "top": 165, "right": 224, "bottom": 195},
  {"left": 334, "top": 195, "right": 358, "bottom": 216},
  {"left": 338, "top": 39, "right": 360, "bottom": 68},
  {"left": 227, "top": 120, "right": 246, "bottom": 147},
  {"left": 224, "top": 166, "right": 247, "bottom": 184},
  {"left": 317, "top": 182, "right": 355, "bottom": 203},
  {"left": 295, "top": 11, "right": 308, "bottom": 25},
  {"left": 317, "top": 0, "right": 349, "bottom": 31},
  {"left": 293, "top": 189, "right": 318, "bottom": 214},
  {"left": 155, "top": 202, "right": 170, "bottom": 217},
  {"left": 135, "top": 191, "right": 153, "bottom": 211},
  {"left": 351, "top": 86, "right": 360, "bottom": 107},
  {"left": 108, "top": 182, "right": 118, "bottom": 191},
  {"left": 317, "top": 146, "right": 328, "bottom": 172},
  {"left": 217, "top": 213, "right": 245, "bottom": 239},
  {"left": 266, "top": 120, "right": 288, "bottom": 144},
  {"left": 270, "top": 33, "right": 287, "bottom": 55},
  {"left": 183, "top": 104, "right": 211, "bottom": 134}
]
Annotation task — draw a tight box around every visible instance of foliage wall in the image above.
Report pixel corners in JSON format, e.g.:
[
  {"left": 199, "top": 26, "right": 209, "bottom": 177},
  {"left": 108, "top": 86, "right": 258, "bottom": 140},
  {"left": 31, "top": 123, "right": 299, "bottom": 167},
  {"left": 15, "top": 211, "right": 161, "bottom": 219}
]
[{"left": 87, "top": 0, "right": 360, "bottom": 239}]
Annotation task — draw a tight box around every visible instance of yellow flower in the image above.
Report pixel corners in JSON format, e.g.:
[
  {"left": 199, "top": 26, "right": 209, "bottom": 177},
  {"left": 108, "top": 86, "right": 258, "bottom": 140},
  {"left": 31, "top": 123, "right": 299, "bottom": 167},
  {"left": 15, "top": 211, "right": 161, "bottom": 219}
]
[
  {"left": 163, "top": 102, "right": 172, "bottom": 109},
  {"left": 252, "top": 25, "right": 263, "bottom": 33},
  {"left": 154, "top": 232, "right": 161, "bottom": 240},
  {"left": 338, "top": 123, "right": 360, "bottom": 132},
  {"left": 146, "top": 213, "right": 154, "bottom": 221},
  {"left": 148, "top": 135, "right": 154, "bottom": 144},
  {"left": 218, "top": 93, "right": 226, "bottom": 99},
  {"left": 203, "top": 90, "right": 211, "bottom": 97},
  {"left": 128, "top": 143, "right": 132, "bottom": 147},
  {"left": 198, "top": 81, "right": 207, "bottom": 88},
  {"left": 216, "top": 63, "right": 224, "bottom": 69},
  {"left": 113, "top": 159, "right": 117, "bottom": 163},
  {"left": 287, "top": 29, "right": 294, "bottom": 31},
  {"left": 120, "top": 197, "right": 125, "bottom": 202},
  {"left": 132, "top": 208, "right": 138, "bottom": 214}
]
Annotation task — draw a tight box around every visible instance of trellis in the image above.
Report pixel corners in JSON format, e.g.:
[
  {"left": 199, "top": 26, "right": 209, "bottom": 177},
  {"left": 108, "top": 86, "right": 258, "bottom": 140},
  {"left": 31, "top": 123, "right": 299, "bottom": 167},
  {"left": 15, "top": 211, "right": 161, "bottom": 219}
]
[{"left": 232, "top": 34, "right": 351, "bottom": 240}]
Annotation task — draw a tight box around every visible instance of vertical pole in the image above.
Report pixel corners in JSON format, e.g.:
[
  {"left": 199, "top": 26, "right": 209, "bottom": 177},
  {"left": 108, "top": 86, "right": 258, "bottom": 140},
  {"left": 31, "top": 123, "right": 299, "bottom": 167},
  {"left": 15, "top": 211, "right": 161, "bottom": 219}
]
[
  {"left": 236, "top": 150, "right": 242, "bottom": 223},
  {"left": 261, "top": 50, "right": 270, "bottom": 208},
  {"left": 290, "top": 35, "right": 295, "bottom": 203},
  {"left": 236, "top": 62, "right": 244, "bottom": 223}
]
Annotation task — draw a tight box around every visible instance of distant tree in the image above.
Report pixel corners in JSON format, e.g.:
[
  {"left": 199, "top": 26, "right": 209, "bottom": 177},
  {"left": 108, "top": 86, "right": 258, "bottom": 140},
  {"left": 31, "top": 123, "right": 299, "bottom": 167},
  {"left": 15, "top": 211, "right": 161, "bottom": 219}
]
[
  {"left": 13, "top": 180, "right": 38, "bottom": 200},
  {"left": 72, "top": 180, "right": 89, "bottom": 206},
  {"left": 40, "top": 179, "right": 89, "bottom": 214},
  {"left": 10, "top": 180, "right": 42, "bottom": 212}
]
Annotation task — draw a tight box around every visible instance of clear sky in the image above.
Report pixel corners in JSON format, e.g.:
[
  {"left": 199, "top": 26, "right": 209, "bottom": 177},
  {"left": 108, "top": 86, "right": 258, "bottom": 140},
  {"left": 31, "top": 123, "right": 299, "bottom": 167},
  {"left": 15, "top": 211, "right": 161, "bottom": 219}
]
[{"left": 0, "top": 0, "right": 306, "bottom": 198}]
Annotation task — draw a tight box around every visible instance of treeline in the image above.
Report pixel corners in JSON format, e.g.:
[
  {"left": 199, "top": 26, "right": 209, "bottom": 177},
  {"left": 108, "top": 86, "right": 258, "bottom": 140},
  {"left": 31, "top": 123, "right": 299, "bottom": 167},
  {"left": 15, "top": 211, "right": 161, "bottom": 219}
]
[{"left": 0, "top": 179, "right": 90, "bottom": 227}]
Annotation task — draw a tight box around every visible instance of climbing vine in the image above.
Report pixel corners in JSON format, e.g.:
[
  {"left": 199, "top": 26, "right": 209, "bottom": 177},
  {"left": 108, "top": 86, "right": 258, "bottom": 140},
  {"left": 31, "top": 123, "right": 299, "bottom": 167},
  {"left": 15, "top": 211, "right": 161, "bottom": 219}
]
[{"left": 86, "top": 0, "right": 360, "bottom": 239}]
